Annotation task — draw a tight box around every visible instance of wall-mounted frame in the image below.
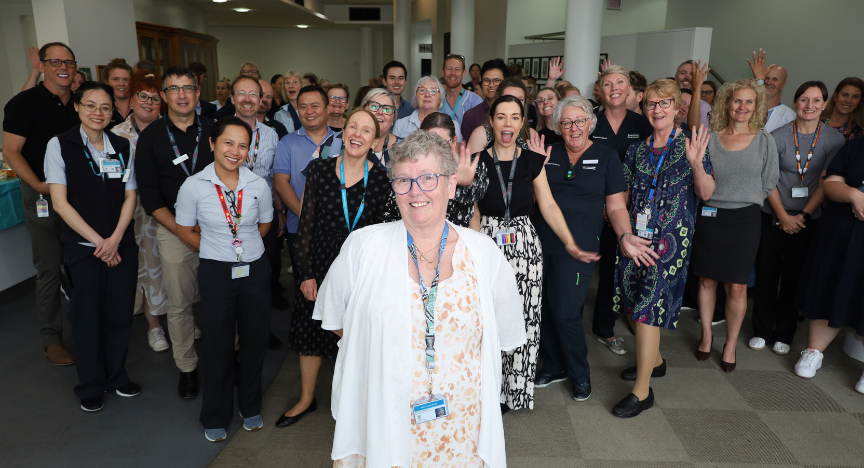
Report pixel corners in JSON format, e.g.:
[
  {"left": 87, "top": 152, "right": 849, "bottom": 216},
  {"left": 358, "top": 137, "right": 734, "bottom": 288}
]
[
  {"left": 607, "top": 0, "right": 622, "bottom": 10},
  {"left": 531, "top": 58, "right": 540, "bottom": 78},
  {"left": 78, "top": 67, "right": 93, "bottom": 81},
  {"left": 508, "top": 58, "right": 515, "bottom": 65},
  {"left": 516, "top": 58, "right": 523, "bottom": 69},
  {"left": 540, "top": 58, "right": 549, "bottom": 79}
]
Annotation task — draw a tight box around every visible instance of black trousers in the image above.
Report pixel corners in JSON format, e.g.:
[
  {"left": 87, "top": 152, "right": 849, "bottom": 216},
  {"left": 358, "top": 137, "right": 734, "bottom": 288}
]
[
  {"left": 539, "top": 248, "right": 594, "bottom": 385},
  {"left": 591, "top": 225, "right": 621, "bottom": 339},
  {"left": 752, "top": 212, "right": 817, "bottom": 344},
  {"left": 198, "top": 256, "right": 271, "bottom": 429},
  {"left": 64, "top": 242, "right": 137, "bottom": 399}
]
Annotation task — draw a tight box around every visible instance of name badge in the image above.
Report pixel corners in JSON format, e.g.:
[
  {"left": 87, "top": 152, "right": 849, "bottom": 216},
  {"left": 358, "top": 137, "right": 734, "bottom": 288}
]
[
  {"left": 412, "top": 394, "right": 450, "bottom": 424},
  {"left": 791, "top": 186, "right": 809, "bottom": 198},
  {"left": 628, "top": 134, "right": 640, "bottom": 138},
  {"left": 36, "top": 198, "right": 49, "bottom": 218},
  {"left": 701, "top": 207, "right": 718, "bottom": 218},
  {"left": 173, "top": 154, "right": 189, "bottom": 165},
  {"left": 100, "top": 159, "right": 123, "bottom": 173},
  {"left": 122, "top": 171, "right": 130, "bottom": 183},
  {"left": 495, "top": 227, "right": 517, "bottom": 246},
  {"left": 583, "top": 160, "right": 599, "bottom": 164},
  {"left": 593, "top": 136, "right": 607, "bottom": 140},
  {"left": 108, "top": 173, "right": 122, "bottom": 179},
  {"left": 231, "top": 262, "right": 249, "bottom": 279},
  {"left": 636, "top": 211, "right": 653, "bottom": 239}
]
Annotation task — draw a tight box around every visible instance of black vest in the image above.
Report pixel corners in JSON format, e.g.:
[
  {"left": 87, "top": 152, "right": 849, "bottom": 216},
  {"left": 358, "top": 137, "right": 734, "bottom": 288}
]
[{"left": 58, "top": 125, "right": 135, "bottom": 246}]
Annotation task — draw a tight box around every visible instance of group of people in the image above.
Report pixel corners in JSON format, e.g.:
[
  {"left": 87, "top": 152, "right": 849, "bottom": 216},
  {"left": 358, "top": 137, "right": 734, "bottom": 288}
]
[{"left": 3, "top": 40, "right": 864, "bottom": 466}]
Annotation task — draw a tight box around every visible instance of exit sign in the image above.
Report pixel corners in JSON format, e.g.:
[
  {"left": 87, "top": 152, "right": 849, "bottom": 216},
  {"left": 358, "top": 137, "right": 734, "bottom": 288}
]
[{"left": 419, "top": 44, "right": 432, "bottom": 53}]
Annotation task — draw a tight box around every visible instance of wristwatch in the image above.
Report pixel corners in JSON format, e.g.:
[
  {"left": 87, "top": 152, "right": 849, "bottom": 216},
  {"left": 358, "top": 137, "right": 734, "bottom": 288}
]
[
  {"left": 801, "top": 211, "right": 812, "bottom": 221},
  {"left": 756, "top": 79, "right": 765, "bottom": 86}
]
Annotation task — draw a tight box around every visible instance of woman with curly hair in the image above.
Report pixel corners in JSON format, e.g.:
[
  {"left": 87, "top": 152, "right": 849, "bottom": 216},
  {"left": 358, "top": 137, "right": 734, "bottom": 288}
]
[{"left": 693, "top": 79, "right": 779, "bottom": 372}]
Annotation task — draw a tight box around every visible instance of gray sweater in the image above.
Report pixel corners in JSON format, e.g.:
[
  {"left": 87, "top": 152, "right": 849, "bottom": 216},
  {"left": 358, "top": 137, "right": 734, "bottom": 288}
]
[{"left": 705, "top": 130, "right": 779, "bottom": 209}]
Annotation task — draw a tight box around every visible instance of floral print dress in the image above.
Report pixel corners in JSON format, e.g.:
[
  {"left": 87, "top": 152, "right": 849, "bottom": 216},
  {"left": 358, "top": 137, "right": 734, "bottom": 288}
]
[{"left": 335, "top": 239, "right": 487, "bottom": 468}]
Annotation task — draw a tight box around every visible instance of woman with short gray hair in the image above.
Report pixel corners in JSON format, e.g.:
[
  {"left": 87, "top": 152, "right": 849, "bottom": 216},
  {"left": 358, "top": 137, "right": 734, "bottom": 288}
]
[{"left": 393, "top": 76, "right": 464, "bottom": 141}]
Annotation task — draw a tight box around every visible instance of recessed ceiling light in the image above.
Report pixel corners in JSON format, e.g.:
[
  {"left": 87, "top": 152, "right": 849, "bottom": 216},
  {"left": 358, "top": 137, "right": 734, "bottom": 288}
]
[
  {"left": 297, "top": 25, "right": 309, "bottom": 28},
  {"left": 213, "top": 0, "right": 227, "bottom": 3},
  {"left": 235, "top": 8, "right": 250, "bottom": 12}
]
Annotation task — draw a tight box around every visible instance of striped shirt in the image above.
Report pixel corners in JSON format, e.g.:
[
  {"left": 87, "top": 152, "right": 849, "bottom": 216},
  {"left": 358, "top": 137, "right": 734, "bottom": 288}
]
[{"left": 243, "top": 119, "right": 279, "bottom": 190}]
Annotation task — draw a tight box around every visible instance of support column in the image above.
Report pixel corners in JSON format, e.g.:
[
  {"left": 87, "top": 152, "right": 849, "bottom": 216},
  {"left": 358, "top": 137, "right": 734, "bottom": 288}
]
[
  {"left": 393, "top": 0, "right": 411, "bottom": 66},
  {"left": 359, "top": 27, "right": 374, "bottom": 88},
  {"left": 563, "top": 0, "right": 603, "bottom": 96},
  {"left": 450, "top": 0, "right": 475, "bottom": 68}
]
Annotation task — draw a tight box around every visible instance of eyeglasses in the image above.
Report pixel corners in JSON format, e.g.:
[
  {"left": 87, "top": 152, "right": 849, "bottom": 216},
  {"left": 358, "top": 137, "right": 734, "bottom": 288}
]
[
  {"left": 233, "top": 91, "right": 260, "bottom": 98},
  {"left": 366, "top": 101, "right": 396, "bottom": 115},
  {"left": 391, "top": 173, "right": 442, "bottom": 194},
  {"left": 42, "top": 59, "right": 77, "bottom": 68},
  {"left": 164, "top": 85, "right": 198, "bottom": 94},
  {"left": 81, "top": 102, "right": 113, "bottom": 115},
  {"left": 329, "top": 96, "right": 348, "bottom": 102},
  {"left": 700, "top": 90, "right": 714, "bottom": 97},
  {"left": 645, "top": 98, "right": 674, "bottom": 110},
  {"left": 481, "top": 78, "right": 503, "bottom": 86},
  {"left": 417, "top": 88, "right": 440, "bottom": 96},
  {"left": 535, "top": 96, "right": 557, "bottom": 105},
  {"left": 241, "top": 70, "right": 260, "bottom": 77},
  {"left": 136, "top": 92, "right": 162, "bottom": 104},
  {"left": 559, "top": 118, "right": 590, "bottom": 129}
]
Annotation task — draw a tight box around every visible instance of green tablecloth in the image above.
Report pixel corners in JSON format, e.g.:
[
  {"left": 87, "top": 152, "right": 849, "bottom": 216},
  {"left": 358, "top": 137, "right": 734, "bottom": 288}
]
[{"left": 0, "top": 178, "right": 25, "bottom": 230}]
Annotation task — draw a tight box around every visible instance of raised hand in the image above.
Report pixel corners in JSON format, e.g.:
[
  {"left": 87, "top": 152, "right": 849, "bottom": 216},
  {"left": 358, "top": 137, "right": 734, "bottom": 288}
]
[
  {"left": 26, "top": 46, "right": 39, "bottom": 70},
  {"left": 598, "top": 58, "right": 617, "bottom": 76},
  {"left": 692, "top": 59, "right": 710, "bottom": 89},
  {"left": 547, "top": 57, "right": 565, "bottom": 82},
  {"left": 565, "top": 243, "right": 600, "bottom": 263},
  {"left": 746, "top": 48, "right": 775, "bottom": 80},
  {"left": 620, "top": 233, "right": 659, "bottom": 267},
  {"left": 685, "top": 124, "right": 711, "bottom": 166},
  {"left": 454, "top": 142, "right": 479, "bottom": 186},
  {"left": 527, "top": 132, "right": 552, "bottom": 164}
]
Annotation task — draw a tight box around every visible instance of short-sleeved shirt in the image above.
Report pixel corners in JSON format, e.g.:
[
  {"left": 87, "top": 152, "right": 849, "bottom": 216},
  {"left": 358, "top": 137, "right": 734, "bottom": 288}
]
[
  {"left": 826, "top": 137, "right": 864, "bottom": 187},
  {"left": 590, "top": 109, "right": 653, "bottom": 162},
  {"left": 175, "top": 163, "right": 273, "bottom": 263},
  {"left": 2, "top": 83, "right": 79, "bottom": 181},
  {"left": 44, "top": 126, "right": 137, "bottom": 190},
  {"left": 272, "top": 126, "right": 335, "bottom": 233},
  {"left": 397, "top": 97, "right": 415, "bottom": 120},
  {"left": 533, "top": 142, "right": 627, "bottom": 252},
  {"left": 476, "top": 148, "right": 546, "bottom": 218},
  {"left": 242, "top": 119, "right": 279, "bottom": 190},
  {"left": 766, "top": 121, "right": 845, "bottom": 218},
  {"left": 461, "top": 101, "right": 491, "bottom": 141},
  {"left": 441, "top": 89, "right": 483, "bottom": 126},
  {"left": 393, "top": 111, "right": 463, "bottom": 142}
]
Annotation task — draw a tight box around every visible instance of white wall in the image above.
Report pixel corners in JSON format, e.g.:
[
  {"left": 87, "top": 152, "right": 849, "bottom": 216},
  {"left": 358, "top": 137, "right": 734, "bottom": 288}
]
[
  {"left": 133, "top": 0, "right": 208, "bottom": 34},
  {"left": 409, "top": 20, "right": 432, "bottom": 90},
  {"left": 600, "top": 0, "right": 667, "bottom": 36},
  {"left": 666, "top": 0, "right": 864, "bottom": 107},
  {"left": 474, "top": 0, "right": 508, "bottom": 64}
]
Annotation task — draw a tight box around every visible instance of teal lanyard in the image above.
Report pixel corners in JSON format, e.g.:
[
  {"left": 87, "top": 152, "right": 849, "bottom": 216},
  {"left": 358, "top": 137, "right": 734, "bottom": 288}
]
[
  {"left": 407, "top": 222, "right": 450, "bottom": 393},
  {"left": 339, "top": 157, "right": 369, "bottom": 233},
  {"left": 83, "top": 147, "right": 125, "bottom": 178},
  {"left": 450, "top": 90, "right": 464, "bottom": 119}
]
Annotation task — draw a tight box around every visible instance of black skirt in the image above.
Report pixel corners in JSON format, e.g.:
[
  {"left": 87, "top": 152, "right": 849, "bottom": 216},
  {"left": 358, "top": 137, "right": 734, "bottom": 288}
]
[
  {"left": 796, "top": 202, "right": 864, "bottom": 334},
  {"left": 692, "top": 204, "right": 761, "bottom": 284}
]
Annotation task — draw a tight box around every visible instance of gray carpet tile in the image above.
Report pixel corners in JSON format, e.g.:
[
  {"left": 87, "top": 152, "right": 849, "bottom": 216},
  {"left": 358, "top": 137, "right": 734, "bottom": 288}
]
[
  {"left": 502, "top": 405, "right": 581, "bottom": 458},
  {"left": 651, "top": 367, "right": 752, "bottom": 411},
  {"left": 663, "top": 409, "right": 798, "bottom": 464},
  {"left": 810, "top": 371, "right": 864, "bottom": 413},
  {"left": 569, "top": 406, "right": 690, "bottom": 462},
  {"left": 508, "top": 458, "right": 586, "bottom": 468},
  {"left": 758, "top": 411, "right": 864, "bottom": 466},
  {"left": 586, "top": 461, "right": 697, "bottom": 468},
  {"left": 725, "top": 370, "right": 844, "bottom": 412},
  {"left": 854, "top": 413, "right": 864, "bottom": 426}
]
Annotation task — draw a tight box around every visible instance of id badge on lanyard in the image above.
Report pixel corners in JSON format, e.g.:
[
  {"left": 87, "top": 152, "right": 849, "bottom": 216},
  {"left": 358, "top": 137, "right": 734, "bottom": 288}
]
[
  {"left": 637, "top": 131, "right": 674, "bottom": 240},
  {"left": 100, "top": 157, "right": 124, "bottom": 178},
  {"left": 231, "top": 262, "right": 249, "bottom": 279},
  {"left": 36, "top": 194, "right": 49, "bottom": 218},
  {"left": 636, "top": 207, "right": 653, "bottom": 240},
  {"left": 792, "top": 121, "right": 820, "bottom": 199},
  {"left": 215, "top": 185, "right": 247, "bottom": 279},
  {"left": 412, "top": 394, "right": 450, "bottom": 424},
  {"left": 496, "top": 227, "right": 517, "bottom": 245}
]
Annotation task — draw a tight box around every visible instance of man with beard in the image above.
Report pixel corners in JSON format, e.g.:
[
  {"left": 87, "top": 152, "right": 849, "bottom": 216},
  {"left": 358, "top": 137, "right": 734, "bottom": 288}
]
[{"left": 440, "top": 54, "right": 482, "bottom": 127}]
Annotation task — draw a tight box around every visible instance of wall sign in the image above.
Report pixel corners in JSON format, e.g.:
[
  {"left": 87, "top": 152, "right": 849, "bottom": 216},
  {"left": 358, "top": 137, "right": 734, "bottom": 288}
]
[{"left": 419, "top": 44, "right": 432, "bottom": 53}]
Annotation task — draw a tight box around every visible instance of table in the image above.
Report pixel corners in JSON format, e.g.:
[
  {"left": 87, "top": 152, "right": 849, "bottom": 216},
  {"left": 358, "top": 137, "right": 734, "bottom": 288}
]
[{"left": 0, "top": 178, "right": 25, "bottom": 230}]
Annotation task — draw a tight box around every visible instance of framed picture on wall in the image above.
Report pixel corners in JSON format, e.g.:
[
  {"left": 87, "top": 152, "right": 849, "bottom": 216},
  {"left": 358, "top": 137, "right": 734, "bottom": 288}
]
[
  {"left": 532, "top": 58, "right": 540, "bottom": 78},
  {"left": 95, "top": 65, "right": 106, "bottom": 82},
  {"left": 607, "top": 0, "right": 622, "bottom": 10},
  {"left": 540, "top": 58, "right": 549, "bottom": 79},
  {"left": 508, "top": 58, "right": 515, "bottom": 65},
  {"left": 79, "top": 67, "right": 93, "bottom": 81},
  {"left": 516, "top": 58, "right": 523, "bottom": 69}
]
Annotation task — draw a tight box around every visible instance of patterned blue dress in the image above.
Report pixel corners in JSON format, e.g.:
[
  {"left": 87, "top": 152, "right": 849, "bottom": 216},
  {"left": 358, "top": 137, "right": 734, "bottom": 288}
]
[{"left": 613, "top": 131, "right": 713, "bottom": 330}]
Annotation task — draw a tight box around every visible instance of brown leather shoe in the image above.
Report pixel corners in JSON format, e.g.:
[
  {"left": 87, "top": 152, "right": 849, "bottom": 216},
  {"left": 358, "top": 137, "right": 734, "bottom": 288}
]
[{"left": 44, "top": 344, "right": 74, "bottom": 366}]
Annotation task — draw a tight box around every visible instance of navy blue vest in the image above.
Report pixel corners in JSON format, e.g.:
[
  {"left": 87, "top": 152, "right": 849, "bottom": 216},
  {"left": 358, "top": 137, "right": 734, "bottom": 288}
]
[{"left": 57, "top": 125, "right": 135, "bottom": 246}]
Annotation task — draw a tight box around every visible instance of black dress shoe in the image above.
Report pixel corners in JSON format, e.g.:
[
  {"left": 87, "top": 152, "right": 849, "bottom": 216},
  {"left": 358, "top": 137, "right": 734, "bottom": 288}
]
[
  {"left": 275, "top": 398, "right": 317, "bottom": 427},
  {"left": 500, "top": 403, "right": 510, "bottom": 415},
  {"left": 572, "top": 380, "right": 592, "bottom": 401},
  {"left": 268, "top": 333, "right": 283, "bottom": 350},
  {"left": 534, "top": 370, "right": 567, "bottom": 388},
  {"left": 620, "top": 359, "right": 667, "bottom": 381},
  {"left": 271, "top": 294, "right": 291, "bottom": 310},
  {"left": 80, "top": 396, "right": 103, "bottom": 412},
  {"left": 178, "top": 370, "right": 199, "bottom": 399},
  {"left": 612, "top": 388, "right": 655, "bottom": 418},
  {"left": 115, "top": 382, "right": 142, "bottom": 397}
]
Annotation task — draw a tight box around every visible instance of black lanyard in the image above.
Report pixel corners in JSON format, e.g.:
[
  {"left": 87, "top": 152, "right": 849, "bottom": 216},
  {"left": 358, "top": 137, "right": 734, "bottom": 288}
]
[
  {"left": 131, "top": 116, "right": 140, "bottom": 134},
  {"left": 165, "top": 122, "right": 200, "bottom": 177},
  {"left": 492, "top": 146, "right": 519, "bottom": 225},
  {"left": 381, "top": 134, "right": 391, "bottom": 166}
]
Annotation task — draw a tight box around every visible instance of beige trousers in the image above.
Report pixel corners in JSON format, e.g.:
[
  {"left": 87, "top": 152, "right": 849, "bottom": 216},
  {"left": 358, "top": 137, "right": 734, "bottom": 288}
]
[{"left": 156, "top": 224, "right": 199, "bottom": 372}]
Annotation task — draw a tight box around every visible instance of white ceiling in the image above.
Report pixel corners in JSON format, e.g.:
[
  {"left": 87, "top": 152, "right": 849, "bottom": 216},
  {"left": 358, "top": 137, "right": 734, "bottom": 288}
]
[{"left": 184, "top": 0, "right": 392, "bottom": 29}]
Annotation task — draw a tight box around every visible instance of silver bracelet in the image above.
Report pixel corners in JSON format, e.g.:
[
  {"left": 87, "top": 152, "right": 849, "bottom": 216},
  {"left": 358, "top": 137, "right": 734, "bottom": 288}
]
[{"left": 619, "top": 232, "right": 632, "bottom": 243}]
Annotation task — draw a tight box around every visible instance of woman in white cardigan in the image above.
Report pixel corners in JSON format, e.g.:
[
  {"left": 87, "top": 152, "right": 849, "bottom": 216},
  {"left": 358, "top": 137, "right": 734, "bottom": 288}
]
[{"left": 313, "top": 130, "right": 525, "bottom": 468}]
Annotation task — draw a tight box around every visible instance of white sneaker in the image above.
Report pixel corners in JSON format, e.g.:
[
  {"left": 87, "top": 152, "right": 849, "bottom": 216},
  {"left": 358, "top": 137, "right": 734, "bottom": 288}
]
[
  {"left": 748, "top": 337, "right": 766, "bottom": 351},
  {"left": 794, "top": 348, "right": 823, "bottom": 378},
  {"left": 287, "top": 266, "right": 294, "bottom": 274},
  {"left": 147, "top": 328, "right": 170, "bottom": 352},
  {"left": 194, "top": 325, "right": 202, "bottom": 340},
  {"left": 772, "top": 342, "right": 791, "bottom": 355},
  {"left": 855, "top": 370, "right": 864, "bottom": 395}
]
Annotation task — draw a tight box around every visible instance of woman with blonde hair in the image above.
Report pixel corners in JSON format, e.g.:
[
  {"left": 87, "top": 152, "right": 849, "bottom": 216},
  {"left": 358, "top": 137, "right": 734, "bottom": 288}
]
[
  {"left": 693, "top": 79, "right": 779, "bottom": 372},
  {"left": 534, "top": 87, "right": 563, "bottom": 146},
  {"left": 239, "top": 61, "right": 260, "bottom": 78},
  {"left": 820, "top": 77, "right": 864, "bottom": 140},
  {"left": 275, "top": 70, "right": 303, "bottom": 134}
]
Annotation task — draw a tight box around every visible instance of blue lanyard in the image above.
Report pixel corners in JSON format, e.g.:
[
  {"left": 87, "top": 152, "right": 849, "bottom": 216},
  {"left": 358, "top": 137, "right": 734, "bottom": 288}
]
[
  {"left": 339, "top": 157, "right": 369, "bottom": 233},
  {"left": 450, "top": 90, "right": 464, "bottom": 119},
  {"left": 82, "top": 146, "right": 125, "bottom": 178},
  {"left": 407, "top": 222, "right": 450, "bottom": 393},
  {"left": 165, "top": 122, "right": 200, "bottom": 177},
  {"left": 646, "top": 129, "right": 675, "bottom": 201}
]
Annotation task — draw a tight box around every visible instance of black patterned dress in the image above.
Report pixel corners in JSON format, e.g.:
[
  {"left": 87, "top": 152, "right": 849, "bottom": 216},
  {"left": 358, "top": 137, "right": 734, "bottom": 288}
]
[
  {"left": 288, "top": 158, "right": 390, "bottom": 359},
  {"left": 476, "top": 148, "right": 546, "bottom": 410}
]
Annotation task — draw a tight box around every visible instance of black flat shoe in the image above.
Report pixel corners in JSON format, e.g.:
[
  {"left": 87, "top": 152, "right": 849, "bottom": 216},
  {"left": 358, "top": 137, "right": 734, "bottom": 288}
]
[
  {"left": 572, "top": 380, "right": 592, "bottom": 402},
  {"left": 275, "top": 398, "right": 317, "bottom": 427},
  {"left": 620, "top": 359, "right": 667, "bottom": 381},
  {"left": 178, "top": 370, "right": 199, "bottom": 399},
  {"left": 534, "top": 370, "right": 567, "bottom": 388},
  {"left": 115, "top": 382, "right": 142, "bottom": 397},
  {"left": 268, "top": 333, "right": 283, "bottom": 350},
  {"left": 612, "top": 388, "right": 654, "bottom": 418},
  {"left": 500, "top": 403, "right": 510, "bottom": 415},
  {"left": 80, "top": 396, "right": 103, "bottom": 412}
]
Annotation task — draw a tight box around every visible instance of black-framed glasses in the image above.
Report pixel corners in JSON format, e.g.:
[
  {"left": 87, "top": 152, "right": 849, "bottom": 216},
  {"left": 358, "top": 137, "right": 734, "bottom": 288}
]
[
  {"left": 645, "top": 98, "right": 674, "bottom": 110},
  {"left": 225, "top": 190, "right": 241, "bottom": 220},
  {"left": 559, "top": 118, "right": 590, "bottom": 129},
  {"left": 366, "top": 101, "right": 395, "bottom": 115},
  {"left": 233, "top": 91, "right": 260, "bottom": 98},
  {"left": 328, "top": 96, "right": 348, "bottom": 102},
  {"left": 42, "top": 59, "right": 77, "bottom": 68},
  {"left": 481, "top": 78, "right": 503, "bottom": 86},
  {"left": 164, "top": 85, "right": 198, "bottom": 94},
  {"left": 700, "top": 90, "right": 714, "bottom": 97},
  {"left": 241, "top": 69, "right": 260, "bottom": 77},
  {"left": 390, "top": 173, "right": 442, "bottom": 194},
  {"left": 136, "top": 92, "right": 162, "bottom": 104}
]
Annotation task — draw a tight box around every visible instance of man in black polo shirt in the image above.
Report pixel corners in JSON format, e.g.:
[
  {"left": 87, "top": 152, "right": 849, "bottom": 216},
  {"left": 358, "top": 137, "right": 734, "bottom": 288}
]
[
  {"left": 2, "top": 42, "right": 79, "bottom": 366},
  {"left": 135, "top": 65, "right": 214, "bottom": 399},
  {"left": 589, "top": 65, "right": 653, "bottom": 355}
]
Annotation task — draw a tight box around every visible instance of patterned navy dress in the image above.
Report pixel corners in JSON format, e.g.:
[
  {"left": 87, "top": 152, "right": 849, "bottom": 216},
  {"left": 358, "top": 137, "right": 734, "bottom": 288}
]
[{"left": 613, "top": 131, "right": 713, "bottom": 330}]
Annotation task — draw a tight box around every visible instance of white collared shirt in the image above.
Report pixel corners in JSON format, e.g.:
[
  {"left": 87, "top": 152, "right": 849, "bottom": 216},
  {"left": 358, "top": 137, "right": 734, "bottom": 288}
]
[
  {"left": 174, "top": 162, "right": 273, "bottom": 263},
  {"left": 241, "top": 119, "right": 279, "bottom": 189},
  {"left": 393, "top": 110, "right": 464, "bottom": 142},
  {"left": 45, "top": 126, "right": 136, "bottom": 190}
]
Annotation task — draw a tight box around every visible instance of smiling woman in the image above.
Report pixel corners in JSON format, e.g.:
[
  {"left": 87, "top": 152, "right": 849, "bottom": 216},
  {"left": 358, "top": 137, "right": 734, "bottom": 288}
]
[{"left": 102, "top": 58, "right": 134, "bottom": 130}]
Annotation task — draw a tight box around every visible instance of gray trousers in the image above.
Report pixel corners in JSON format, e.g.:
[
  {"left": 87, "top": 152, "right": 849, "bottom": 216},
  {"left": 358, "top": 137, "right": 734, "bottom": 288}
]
[{"left": 21, "top": 182, "right": 69, "bottom": 347}]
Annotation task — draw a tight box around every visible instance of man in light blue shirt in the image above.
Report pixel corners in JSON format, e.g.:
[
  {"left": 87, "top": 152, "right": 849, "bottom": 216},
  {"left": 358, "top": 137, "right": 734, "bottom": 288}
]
[{"left": 441, "top": 55, "right": 483, "bottom": 127}]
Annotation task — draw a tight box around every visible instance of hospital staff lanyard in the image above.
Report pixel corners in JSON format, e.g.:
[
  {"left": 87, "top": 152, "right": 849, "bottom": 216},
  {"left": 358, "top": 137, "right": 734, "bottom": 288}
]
[
  {"left": 407, "top": 222, "right": 450, "bottom": 395},
  {"left": 450, "top": 90, "right": 463, "bottom": 119},
  {"left": 492, "top": 146, "right": 519, "bottom": 225},
  {"left": 215, "top": 185, "right": 244, "bottom": 261},
  {"left": 166, "top": 124, "right": 200, "bottom": 177},
  {"left": 246, "top": 127, "right": 260, "bottom": 165},
  {"left": 646, "top": 129, "right": 676, "bottom": 202},
  {"left": 381, "top": 134, "right": 391, "bottom": 165},
  {"left": 82, "top": 147, "right": 126, "bottom": 178},
  {"left": 792, "top": 120, "right": 821, "bottom": 184},
  {"left": 339, "top": 157, "right": 369, "bottom": 233}
]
